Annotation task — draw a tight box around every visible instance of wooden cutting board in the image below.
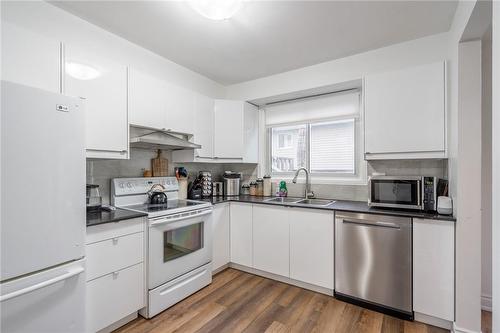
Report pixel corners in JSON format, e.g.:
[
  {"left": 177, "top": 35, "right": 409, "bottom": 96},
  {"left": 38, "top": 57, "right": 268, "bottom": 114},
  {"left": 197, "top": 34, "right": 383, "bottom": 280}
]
[{"left": 151, "top": 149, "right": 168, "bottom": 177}]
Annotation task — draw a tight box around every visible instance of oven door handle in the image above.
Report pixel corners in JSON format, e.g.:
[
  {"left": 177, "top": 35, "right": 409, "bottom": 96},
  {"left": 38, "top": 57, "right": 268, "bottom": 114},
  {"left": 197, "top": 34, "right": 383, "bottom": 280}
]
[{"left": 150, "top": 208, "right": 212, "bottom": 226}]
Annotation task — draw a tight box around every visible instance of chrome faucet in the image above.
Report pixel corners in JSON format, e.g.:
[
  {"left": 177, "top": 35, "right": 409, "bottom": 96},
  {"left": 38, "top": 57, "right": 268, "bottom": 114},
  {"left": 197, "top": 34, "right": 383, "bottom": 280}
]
[{"left": 292, "top": 167, "right": 315, "bottom": 199}]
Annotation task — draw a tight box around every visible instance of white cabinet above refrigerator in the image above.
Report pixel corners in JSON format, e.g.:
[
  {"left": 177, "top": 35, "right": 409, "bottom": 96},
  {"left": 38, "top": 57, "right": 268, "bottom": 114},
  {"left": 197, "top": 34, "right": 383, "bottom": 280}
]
[{"left": 64, "top": 43, "right": 129, "bottom": 159}]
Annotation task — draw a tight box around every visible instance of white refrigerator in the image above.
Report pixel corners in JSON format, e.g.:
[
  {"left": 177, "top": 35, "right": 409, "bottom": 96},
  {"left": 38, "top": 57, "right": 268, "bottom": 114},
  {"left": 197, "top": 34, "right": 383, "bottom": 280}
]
[{"left": 1, "top": 81, "right": 86, "bottom": 332}]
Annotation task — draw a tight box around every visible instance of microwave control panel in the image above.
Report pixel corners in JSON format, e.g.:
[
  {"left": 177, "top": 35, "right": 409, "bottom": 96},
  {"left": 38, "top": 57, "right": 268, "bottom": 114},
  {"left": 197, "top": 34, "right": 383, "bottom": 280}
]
[{"left": 422, "top": 177, "right": 437, "bottom": 211}]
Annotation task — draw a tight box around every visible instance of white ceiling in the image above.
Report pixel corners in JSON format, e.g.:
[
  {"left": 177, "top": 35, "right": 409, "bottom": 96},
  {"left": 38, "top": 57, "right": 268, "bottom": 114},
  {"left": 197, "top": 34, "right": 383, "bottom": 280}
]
[{"left": 51, "top": 1, "right": 458, "bottom": 85}]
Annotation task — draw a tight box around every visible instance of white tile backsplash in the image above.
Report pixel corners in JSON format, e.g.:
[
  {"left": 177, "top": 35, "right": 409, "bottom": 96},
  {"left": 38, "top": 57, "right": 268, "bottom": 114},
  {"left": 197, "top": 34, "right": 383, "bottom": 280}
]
[{"left": 87, "top": 151, "right": 447, "bottom": 205}]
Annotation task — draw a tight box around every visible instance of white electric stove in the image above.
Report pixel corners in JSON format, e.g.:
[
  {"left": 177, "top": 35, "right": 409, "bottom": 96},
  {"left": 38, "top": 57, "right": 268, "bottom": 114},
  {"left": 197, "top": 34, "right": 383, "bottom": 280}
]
[{"left": 112, "top": 177, "right": 213, "bottom": 318}]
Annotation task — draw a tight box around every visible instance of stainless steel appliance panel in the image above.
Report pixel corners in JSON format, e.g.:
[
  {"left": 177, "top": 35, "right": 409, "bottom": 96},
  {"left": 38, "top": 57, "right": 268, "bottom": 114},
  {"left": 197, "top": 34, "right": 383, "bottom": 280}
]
[
  {"left": 223, "top": 177, "right": 241, "bottom": 196},
  {"left": 335, "top": 212, "right": 412, "bottom": 314}
]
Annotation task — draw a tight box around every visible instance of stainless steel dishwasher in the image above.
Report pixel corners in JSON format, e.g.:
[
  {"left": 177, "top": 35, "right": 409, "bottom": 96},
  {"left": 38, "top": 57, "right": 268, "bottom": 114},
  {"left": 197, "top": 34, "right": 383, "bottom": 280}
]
[{"left": 334, "top": 212, "right": 413, "bottom": 320}]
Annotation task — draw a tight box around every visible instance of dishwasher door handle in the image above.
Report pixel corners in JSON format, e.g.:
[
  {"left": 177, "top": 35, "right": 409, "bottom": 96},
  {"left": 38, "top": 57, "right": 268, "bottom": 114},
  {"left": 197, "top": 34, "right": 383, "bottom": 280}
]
[{"left": 342, "top": 218, "right": 401, "bottom": 229}]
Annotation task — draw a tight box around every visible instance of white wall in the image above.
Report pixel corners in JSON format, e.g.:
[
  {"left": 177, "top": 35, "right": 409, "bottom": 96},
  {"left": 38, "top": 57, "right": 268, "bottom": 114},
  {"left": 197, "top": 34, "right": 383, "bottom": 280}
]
[
  {"left": 481, "top": 30, "right": 492, "bottom": 312},
  {"left": 492, "top": 1, "right": 500, "bottom": 331},
  {"left": 0, "top": 1, "right": 225, "bottom": 98},
  {"left": 456, "top": 40, "right": 482, "bottom": 333},
  {"left": 226, "top": 32, "right": 452, "bottom": 102}
]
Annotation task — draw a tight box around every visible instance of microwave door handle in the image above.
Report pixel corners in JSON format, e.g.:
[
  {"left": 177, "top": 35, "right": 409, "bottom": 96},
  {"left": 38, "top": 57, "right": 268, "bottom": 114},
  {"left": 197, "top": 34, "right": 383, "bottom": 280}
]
[
  {"left": 150, "top": 209, "right": 212, "bottom": 226},
  {"left": 417, "top": 179, "right": 421, "bottom": 208}
]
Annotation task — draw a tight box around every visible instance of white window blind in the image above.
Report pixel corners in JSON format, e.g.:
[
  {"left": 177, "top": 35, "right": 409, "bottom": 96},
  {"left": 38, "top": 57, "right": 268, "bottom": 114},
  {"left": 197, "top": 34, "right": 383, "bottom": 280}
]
[
  {"left": 265, "top": 91, "right": 360, "bottom": 125},
  {"left": 310, "top": 120, "right": 355, "bottom": 173}
]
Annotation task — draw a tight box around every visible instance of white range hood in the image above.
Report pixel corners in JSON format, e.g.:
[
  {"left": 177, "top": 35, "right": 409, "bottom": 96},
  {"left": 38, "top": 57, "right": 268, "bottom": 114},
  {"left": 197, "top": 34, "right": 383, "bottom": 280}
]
[{"left": 129, "top": 125, "right": 201, "bottom": 150}]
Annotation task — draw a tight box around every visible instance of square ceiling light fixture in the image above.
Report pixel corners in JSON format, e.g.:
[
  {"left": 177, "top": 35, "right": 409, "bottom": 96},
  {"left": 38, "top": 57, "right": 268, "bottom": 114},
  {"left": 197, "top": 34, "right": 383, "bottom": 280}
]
[{"left": 187, "top": 0, "right": 244, "bottom": 20}]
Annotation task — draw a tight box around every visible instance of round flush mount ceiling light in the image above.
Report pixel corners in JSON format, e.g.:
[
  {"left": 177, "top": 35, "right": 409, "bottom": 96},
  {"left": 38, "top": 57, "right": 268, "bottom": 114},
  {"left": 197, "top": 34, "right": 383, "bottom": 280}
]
[
  {"left": 65, "top": 62, "right": 101, "bottom": 80},
  {"left": 188, "top": 0, "right": 244, "bottom": 21}
]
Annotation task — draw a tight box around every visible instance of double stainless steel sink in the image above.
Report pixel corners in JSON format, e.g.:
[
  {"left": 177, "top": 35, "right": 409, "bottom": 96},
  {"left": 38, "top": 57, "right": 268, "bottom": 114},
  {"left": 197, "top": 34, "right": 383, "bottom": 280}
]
[{"left": 264, "top": 197, "right": 334, "bottom": 207}]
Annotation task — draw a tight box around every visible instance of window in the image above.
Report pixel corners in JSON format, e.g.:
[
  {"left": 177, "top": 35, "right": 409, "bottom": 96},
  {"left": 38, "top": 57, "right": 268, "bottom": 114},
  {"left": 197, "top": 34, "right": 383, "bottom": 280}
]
[
  {"left": 265, "top": 90, "right": 365, "bottom": 183},
  {"left": 270, "top": 119, "right": 355, "bottom": 174},
  {"left": 271, "top": 124, "right": 306, "bottom": 172}
]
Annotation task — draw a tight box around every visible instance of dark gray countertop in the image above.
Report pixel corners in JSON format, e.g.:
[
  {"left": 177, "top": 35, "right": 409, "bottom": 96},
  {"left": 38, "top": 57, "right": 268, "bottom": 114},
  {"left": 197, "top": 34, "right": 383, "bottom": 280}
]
[
  {"left": 86, "top": 208, "right": 148, "bottom": 227},
  {"left": 204, "top": 195, "right": 456, "bottom": 222}
]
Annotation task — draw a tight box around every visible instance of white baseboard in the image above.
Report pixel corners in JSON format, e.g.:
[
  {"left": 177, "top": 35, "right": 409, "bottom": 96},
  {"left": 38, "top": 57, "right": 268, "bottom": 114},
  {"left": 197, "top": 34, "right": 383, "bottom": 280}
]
[
  {"left": 212, "top": 263, "right": 230, "bottom": 275},
  {"left": 481, "top": 294, "right": 492, "bottom": 312},
  {"left": 229, "top": 263, "right": 333, "bottom": 296},
  {"left": 414, "top": 312, "right": 453, "bottom": 330},
  {"left": 452, "top": 322, "right": 482, "bottom": 333},
  {"left": 97, "top": 312, "right": 138, "bottom": 333}
]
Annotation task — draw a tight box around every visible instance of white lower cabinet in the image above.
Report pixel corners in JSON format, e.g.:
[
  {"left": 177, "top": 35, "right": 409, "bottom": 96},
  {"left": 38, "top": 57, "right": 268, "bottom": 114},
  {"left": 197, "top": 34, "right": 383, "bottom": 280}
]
[
  {"left": 413, "top": 218, "right": 454, "bottom": 321},
  {"left": 252, "top": 205, "right": 289, "bottom": 277},
  {"left": 86, "top": 263, "right": 144, "bottom": 333},
  {"left": 212, "top": 203, "right": 230, "bottom": 272},
  {"left": 230, "top": 203, "right": 253, "bottom": 267},
  {"left": 86, "top": 217, "right": 145, "bottom": 332},
  {"left": 289, "top": 208, "right": 334, "bottom": 289}
]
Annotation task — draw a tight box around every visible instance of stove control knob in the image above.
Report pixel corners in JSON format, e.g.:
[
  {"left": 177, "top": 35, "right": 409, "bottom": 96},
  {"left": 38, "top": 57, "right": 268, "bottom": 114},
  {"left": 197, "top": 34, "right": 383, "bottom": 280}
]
[
  {"left": 119, "top": 183, "right": 125, "bottom": 189},
  {"left": 126, "top": 182, "right": 132, "bottom": 189}
]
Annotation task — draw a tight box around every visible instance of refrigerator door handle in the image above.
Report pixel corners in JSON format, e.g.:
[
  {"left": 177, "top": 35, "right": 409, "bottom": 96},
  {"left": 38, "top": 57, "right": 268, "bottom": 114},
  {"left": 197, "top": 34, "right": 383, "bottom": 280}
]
[{"left": 0, "top": 266, "right": 84, "bottom": 302}]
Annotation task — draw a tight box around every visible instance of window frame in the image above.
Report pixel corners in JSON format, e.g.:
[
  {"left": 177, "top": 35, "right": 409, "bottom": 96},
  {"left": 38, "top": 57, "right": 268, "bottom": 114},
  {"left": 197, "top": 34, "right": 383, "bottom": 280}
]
[{"left": 264, "top": 93, "right": 367, "bottom": 185}]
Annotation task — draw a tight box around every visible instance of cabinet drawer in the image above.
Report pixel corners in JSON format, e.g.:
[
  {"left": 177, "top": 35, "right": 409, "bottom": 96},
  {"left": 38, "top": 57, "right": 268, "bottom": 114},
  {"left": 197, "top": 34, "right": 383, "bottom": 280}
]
[
  {"left": 86, "top": 232, "right": 143, "bottom": 281},
  {"left": 86, "top": 263, "right": 144, "bottom": 333},
  {"left": 86, "top": 217, "right": 144, "bottom": 244}
]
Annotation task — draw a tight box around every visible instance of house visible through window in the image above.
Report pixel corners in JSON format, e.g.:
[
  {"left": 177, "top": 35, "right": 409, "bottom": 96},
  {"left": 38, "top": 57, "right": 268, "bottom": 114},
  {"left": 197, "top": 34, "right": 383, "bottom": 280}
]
[
  {"left": 278, "top": 133, "right": 293, "bottom": 149},
  {"left": 265, "top": 90, "right": 364, "bottom": 181}
]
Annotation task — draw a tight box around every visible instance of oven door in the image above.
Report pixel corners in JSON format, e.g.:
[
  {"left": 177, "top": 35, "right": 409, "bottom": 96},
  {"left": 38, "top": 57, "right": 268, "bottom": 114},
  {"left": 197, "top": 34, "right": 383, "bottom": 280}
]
[
  {"left": 148, "top": 208, "right": 212, "bottom": 289},
  {"left": 369, "top": 176, "right": 422, "bottom": 210}
]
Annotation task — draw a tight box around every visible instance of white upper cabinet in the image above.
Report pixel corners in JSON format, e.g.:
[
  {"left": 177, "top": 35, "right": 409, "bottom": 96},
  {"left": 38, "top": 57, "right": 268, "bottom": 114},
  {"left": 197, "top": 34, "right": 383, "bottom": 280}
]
[
  {"left": 213, "top": 100, "right": 258, "bottom": 162},
  {"left": 413, "top": 218, "right": 454, "bottom": 321},
  {"left": 129, "top": 67, "right": 195, "bottom": 135},
  {"left": 64, "top": 43, "right": 129, "bottom": 159},
  {"left": 129, "top": 68, "right": 167, "bottom": 130},
  {"left": 364, "top": 62, "right": 446, "bottom": 159},
  {"left": 252, "top": 205, "right": 289, "bottom": 277},
  {"left": 172, "top": 99, "right": 259, "bottom": 163},
  {"left": 289, "top": 208, "right": 334, "bottom": 289},
  {"left": 193, "top": 93, "right": 215, "bottom": 159},
  {"left": 214, "top": 100, "right": 244, "bottom": 159},
  {"left": 165, "top": 82, "right": 195, "bottom": 135},
  {"left": 2, "top": 23, "right": 61, "bottom": 93}
]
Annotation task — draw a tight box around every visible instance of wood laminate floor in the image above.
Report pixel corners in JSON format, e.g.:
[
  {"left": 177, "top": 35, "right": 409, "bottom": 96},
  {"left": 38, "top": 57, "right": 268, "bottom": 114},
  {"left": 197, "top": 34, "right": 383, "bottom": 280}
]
[{"left": 116, "top": 268, "right": 492, "bottom": 333}]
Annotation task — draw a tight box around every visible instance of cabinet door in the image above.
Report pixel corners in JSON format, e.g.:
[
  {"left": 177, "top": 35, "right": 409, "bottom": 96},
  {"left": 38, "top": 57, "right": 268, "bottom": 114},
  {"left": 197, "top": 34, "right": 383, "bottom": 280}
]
[
  {"left": 214, "top": 100, "right": 244, "bottom": 159},
  {"left": 86, "top": 263, "right": 144, "bottom": 332},
  {"left": 243, "top": 103, "right": 259, "bottom": 163},
  {"left": 290, "top": 208, "right": 334, "bottom": 289},
  {"left": 2, "top": 23, "right": 61, "bottom": 93},
  {"left": 212, "top": 203, "right": 230, "bottom": 272},
  {"left": 193, "top": 93, "right": 214, "bottom": 158},
  {"left": 252, "top": 205, "right": 289, "bottom": 277},
  {"left": 64, "top": 43, "right": 128, "bottom": 157},
  {"left": 365, "top": 62, "right": 445, "bottom": 157},
  {"left": 165, "top": 83, "right": 195, "bottom": 135},
  {"left": 230, "top": 203, "right": 253, "bottom": 267},
  {"left": 413, "top": 218, "right": 454, "bottom": 321},
  {"left": 128, "top": 68, "right": 166, "bottom": 129}
]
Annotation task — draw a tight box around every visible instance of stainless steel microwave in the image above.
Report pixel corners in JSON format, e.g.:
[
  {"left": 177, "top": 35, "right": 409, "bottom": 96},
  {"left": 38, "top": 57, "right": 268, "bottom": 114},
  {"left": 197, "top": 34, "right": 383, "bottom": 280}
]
[{"left": 368, "top": 176, "right": 437, "bottom": 211}]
